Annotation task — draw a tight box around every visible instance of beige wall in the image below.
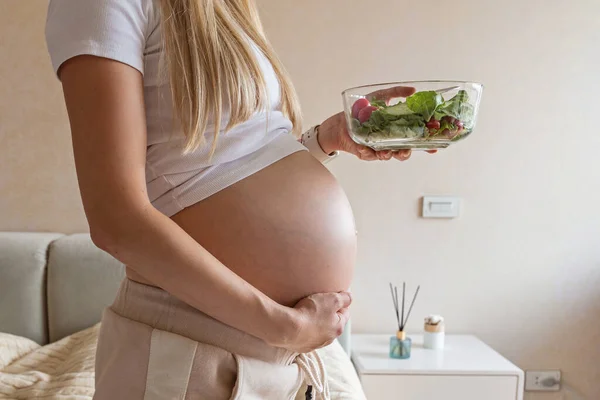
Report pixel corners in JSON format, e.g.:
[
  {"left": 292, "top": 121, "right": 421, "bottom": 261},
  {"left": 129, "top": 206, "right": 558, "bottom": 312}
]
[
  {"left": 1, "top": 0, "right": 599, "bottom": 399},
  {"left": 1, "top": 0, "right": 87, "bottom": 232}
]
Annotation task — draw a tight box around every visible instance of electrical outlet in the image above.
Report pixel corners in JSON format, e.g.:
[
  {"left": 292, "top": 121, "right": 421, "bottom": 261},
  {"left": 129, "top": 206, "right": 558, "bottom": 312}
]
[{"left": 525, "top": 370, "right": 561, "bottom": 391}]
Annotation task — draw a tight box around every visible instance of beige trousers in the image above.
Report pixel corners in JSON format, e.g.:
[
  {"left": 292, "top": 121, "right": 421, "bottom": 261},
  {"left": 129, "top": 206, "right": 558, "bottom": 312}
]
[{"left": 93, "top": 279, "right": 329, "bottom": 400}]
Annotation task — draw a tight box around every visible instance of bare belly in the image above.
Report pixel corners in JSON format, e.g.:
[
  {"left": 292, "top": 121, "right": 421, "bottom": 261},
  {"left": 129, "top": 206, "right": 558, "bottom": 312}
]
[{"left": 127, "top": 151, "right": 357, "bottom": 306}]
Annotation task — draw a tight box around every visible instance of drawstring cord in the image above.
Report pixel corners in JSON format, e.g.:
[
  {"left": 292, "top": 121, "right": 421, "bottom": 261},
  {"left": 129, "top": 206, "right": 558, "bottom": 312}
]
[
  {"left": 295, "top": 351, "right": 330, "bottom": 400},
  {"left": 305, "top": 385, "right": 313, "bottom": 400}
]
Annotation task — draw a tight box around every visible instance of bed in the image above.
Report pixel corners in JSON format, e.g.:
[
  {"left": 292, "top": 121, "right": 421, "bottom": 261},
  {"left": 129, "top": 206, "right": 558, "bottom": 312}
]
[{"left": 0, "top": 232, "right": 365, "bottom": 399}]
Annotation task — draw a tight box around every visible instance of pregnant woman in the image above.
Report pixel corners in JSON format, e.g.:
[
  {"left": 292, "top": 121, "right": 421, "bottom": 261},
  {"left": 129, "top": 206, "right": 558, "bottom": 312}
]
[{"left": 46, "top": 0, "right": 428, "bottom": 398}]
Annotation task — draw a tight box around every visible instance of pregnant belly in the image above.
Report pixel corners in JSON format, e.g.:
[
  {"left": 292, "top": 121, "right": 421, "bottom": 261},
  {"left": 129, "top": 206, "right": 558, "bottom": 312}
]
[{"left": 129, "top": 151, "right": 357, "bottom": 306}]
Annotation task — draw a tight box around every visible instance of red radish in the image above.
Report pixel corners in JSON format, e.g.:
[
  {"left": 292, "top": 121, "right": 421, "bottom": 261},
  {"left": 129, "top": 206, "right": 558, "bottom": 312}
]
[
  {"left": 358, "top": 106, "right": 378, "bottom": 123},
  {"left": 426, "top": 119, "right": 441, "bottom": 130},
  {"left": 351, "top": 98, "right": 371, "bottom": 119},
  {"left": 443, "top": 129, "right": 459, "bottom": 139}
]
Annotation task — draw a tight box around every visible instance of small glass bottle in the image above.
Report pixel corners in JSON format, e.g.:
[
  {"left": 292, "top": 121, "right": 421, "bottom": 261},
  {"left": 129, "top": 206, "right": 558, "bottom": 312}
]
[{"left": 389, "top": 331, "right": 412, "bottom": 359}]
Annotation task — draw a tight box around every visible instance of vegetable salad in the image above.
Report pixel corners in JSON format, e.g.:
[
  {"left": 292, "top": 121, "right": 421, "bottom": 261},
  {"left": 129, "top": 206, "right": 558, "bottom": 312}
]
[{"left": 351, "top": 90, "right": 475, "bottom": 143}]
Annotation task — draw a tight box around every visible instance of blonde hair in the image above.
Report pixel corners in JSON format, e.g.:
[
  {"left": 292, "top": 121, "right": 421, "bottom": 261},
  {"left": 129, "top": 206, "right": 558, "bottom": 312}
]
[{"left": 159, "top": 0, "right": 302, "bottom": 154}]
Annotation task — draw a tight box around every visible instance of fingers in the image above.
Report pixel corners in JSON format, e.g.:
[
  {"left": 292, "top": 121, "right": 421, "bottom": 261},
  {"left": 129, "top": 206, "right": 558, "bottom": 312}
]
[
  {"left": 393, "top": 149, "right": 412, "bottom": 161},
  {"left": 359, "top": 147, "right": 417, "bottom": 161},
  {"left": 367, "top": 86, "right": 416, "bottom": 103},
  {"left": 337, "top": 307, "right": 350, "bottom": 327},
  {"left": 358, "top": 146, "right": 401, "bottom": 161},
  {"left": 357, "top": 146, "right": 378, "bottom": 161},
  {"left": 358, "top": 147, "right": 437, "bottom": 161},
  {"left": 376, "top": 150, "right": 393, "bottom": 161},
  {"left": 333, "top": 308, "right": 350, "bottom": 337},
  {"left": 335, "top": 291, "right": 352, "bottom": 309}
]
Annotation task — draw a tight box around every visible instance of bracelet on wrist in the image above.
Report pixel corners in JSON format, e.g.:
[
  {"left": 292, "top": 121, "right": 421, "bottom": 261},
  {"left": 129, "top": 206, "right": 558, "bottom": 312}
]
[{"left": 300, "top": 125, "right": 339, "bottom": 164}]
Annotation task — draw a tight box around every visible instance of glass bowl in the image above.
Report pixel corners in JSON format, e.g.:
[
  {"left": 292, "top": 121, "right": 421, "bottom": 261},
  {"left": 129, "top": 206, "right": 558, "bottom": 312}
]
[{"left": 342, "top": 81, "right": 483, "bottom": 151}]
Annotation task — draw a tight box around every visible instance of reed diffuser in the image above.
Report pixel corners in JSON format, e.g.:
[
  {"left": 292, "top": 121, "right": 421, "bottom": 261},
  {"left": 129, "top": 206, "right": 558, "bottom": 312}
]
[{"left": 389, "top": 282, "right": 420, "bottom": 359}]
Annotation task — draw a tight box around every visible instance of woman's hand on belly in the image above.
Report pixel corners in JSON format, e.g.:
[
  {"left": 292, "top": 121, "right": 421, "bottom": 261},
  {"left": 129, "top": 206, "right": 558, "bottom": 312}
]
[{"left": 268, "top": 291, "right": 352, "bottom": 353}]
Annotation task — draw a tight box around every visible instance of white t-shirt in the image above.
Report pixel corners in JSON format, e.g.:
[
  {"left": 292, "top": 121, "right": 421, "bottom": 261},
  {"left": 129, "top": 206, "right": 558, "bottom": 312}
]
[{"left": 45, "top": 0, "right": 306, "bottom": 217}]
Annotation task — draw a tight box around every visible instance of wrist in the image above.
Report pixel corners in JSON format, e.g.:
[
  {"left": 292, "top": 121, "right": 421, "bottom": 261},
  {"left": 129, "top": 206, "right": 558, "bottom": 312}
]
[
  {"left": 316, "top": 125, "right": 338, "bottom": 155},
  {"left": 300, "top": 125, "right": 340, "bottom": 164},
  {"left": 263, "top": 303, "right": 301, "bottom": 347}
]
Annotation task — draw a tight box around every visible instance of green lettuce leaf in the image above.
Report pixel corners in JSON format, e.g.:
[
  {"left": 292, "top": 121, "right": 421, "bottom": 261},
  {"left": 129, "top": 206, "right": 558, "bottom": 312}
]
[
  {"left": 381, "top": 102, "right": 413, "bottom": 117},
  {"left": 406, "top": 91, "right": 443, "bottom": 121},
  {"left": 353, "top": 111, "right": 425, "bottom": 139},
  {"left": 387, "top": 119, "right": 425, "bottom": 138},
  {"left": 439, "top": 119, "right": 455, "bottom": 133},
  {"left": 436, "top": 90, "right": 474, "bottom": 123},
  {"left": 369, "top": 109, "right": 390, "bottom": 128},
  {"left": 369, "top": 99, "right": 387, "bottom": 108}
]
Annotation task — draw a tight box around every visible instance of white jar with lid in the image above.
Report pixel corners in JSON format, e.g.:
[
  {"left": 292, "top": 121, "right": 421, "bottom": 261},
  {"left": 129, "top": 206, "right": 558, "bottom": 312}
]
[{"left": 424, "top": 315, "right": 445, "bottom": 350}]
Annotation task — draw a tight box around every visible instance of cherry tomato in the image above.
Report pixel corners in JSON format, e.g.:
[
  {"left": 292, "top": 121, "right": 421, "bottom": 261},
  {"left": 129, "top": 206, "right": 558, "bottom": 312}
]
[
  {"left": 455, "top": 120, "right": 464, "bottom": 130},
  {"left": 358, "top": 106, "right": 378, "bottom": 123},
  {"left": 426, "top": 119, "right": 441, "bottom": 130},
  {"left": 351, "top": 98, "right": 371, "bottom": 119}
]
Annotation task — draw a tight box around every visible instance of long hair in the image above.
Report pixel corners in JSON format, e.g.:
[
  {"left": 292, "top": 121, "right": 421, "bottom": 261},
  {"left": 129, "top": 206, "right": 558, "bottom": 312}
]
[{"left": 159, "top": 0, "right": 302, "bottom": 155}]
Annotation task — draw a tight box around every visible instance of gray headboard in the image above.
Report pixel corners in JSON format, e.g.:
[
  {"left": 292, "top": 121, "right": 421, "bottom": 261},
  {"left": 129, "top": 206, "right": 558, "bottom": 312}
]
[
  {"left": 0, "top": 232, "right": 124, "bottom": 344},
  {"left": 0, "top": 232, "right": 351, "bottom": 352}
]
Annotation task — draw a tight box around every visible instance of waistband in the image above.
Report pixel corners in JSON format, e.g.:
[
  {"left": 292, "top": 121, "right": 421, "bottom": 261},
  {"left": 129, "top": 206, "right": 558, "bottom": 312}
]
[
  {"left": 110, "top": 278, "right": 330, "bottom": 400},
  {"left": 110, "top": 278, "right": 295, "bottom": 365}
]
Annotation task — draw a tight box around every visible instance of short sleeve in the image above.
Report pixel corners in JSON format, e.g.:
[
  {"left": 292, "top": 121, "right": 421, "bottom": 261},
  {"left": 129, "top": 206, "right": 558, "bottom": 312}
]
[{"left": 45, "top": 0, "right": 151, "bottom": 78}]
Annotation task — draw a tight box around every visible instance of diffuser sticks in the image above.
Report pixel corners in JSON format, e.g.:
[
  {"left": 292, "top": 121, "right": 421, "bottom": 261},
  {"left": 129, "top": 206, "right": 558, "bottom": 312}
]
[{"left": 389, "top": 282, "right": 420, "bottom": 359}]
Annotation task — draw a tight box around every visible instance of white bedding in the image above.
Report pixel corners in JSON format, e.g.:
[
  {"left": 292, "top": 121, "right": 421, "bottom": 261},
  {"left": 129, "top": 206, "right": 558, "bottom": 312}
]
[{"left": 0, "top": 325, "right": 365, "bottom": 400}]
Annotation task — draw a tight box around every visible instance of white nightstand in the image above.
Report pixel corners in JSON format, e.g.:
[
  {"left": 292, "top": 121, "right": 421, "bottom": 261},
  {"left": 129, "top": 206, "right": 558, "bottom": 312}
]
[{"left": 351, "top": 334, "right": 524, "bottom": 400}]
